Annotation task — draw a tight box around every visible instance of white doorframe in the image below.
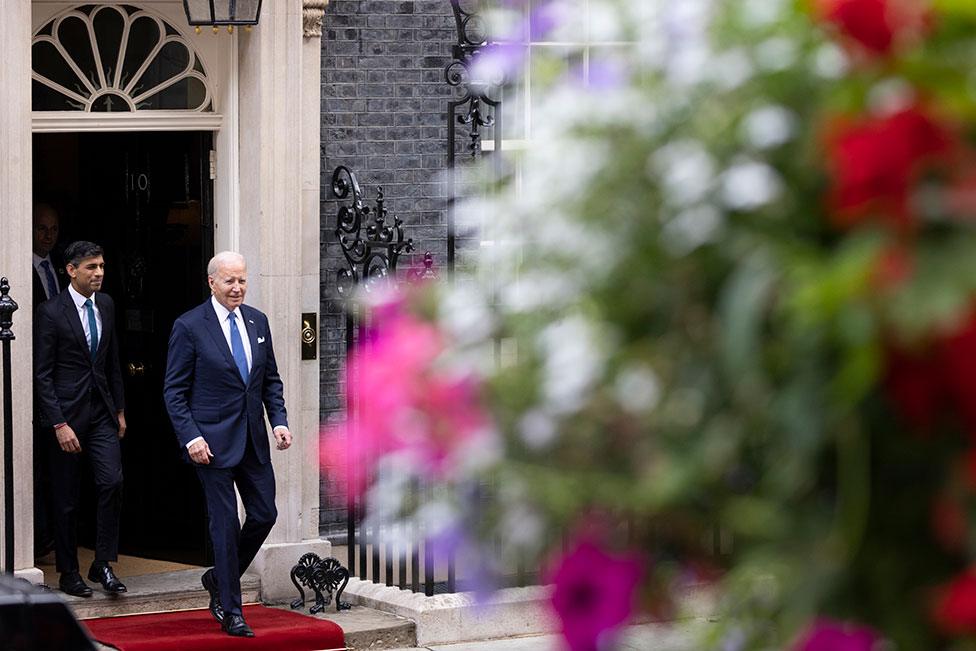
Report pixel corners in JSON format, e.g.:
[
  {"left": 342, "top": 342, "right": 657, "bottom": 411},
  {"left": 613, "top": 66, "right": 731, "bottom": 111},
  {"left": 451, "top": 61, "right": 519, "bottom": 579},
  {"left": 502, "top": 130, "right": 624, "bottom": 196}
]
[{"left": 30, "top": 1, "right": 240, "bottom": 251}]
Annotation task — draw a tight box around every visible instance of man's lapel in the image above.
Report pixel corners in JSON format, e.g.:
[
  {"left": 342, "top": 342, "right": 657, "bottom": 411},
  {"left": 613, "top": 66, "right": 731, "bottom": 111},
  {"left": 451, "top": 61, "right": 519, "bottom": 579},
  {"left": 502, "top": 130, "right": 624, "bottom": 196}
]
[
  {"left": 59, "top": 290, "right": 90, "bottom": 360},
  {"left": 203, "top": 302, "right": 246, "bottom": 386},
  {"left": 241, "top": 306, "right": 263, "bottom": 388}
]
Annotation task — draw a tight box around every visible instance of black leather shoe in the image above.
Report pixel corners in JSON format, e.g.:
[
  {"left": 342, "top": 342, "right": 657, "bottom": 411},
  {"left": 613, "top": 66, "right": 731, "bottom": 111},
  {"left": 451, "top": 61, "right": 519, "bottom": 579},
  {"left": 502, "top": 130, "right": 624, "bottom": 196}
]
[
  {"left": 87, "top": 563, "right": 127, "bottom": 593},
  {"left": 201, "top": 569, "right": 224, "bottom": 623},
  {"left": 221, "top": 613, "right": 255, "bottom": 637},
  {"left": 58, "top": 572, "right": 92, "bottom": 598}
]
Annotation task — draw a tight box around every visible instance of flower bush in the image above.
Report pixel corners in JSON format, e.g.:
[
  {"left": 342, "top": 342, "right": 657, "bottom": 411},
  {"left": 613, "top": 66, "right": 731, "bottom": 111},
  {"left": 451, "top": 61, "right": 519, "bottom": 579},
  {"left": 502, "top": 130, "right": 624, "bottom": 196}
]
[{"left": 325, "top": 0, "right": 976, "bottom": 648}]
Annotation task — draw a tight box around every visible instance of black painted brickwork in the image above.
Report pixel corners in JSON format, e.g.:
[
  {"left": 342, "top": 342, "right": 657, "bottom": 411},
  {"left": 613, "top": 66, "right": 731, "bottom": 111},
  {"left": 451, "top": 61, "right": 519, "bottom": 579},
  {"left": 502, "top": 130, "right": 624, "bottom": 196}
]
[{"left": 318, "top": 0, "right": 465, "bottom": 537}]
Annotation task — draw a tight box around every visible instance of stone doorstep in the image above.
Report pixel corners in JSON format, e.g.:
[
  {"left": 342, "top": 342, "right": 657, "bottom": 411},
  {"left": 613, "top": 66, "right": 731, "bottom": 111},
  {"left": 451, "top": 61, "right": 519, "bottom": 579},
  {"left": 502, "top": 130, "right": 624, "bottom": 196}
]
[
  {"left": 267, "top": 602, "right": 417, "bottom": 650},
  {"left": 59, "top": 568, "right": 261, "bottom": 620}
]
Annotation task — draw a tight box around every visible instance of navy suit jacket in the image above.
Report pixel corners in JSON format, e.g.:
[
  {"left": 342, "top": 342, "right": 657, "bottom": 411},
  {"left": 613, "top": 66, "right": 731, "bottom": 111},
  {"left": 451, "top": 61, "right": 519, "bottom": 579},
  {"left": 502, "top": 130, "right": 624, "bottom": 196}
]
[
  {"left": 163, "top": 300, "right": 288, "bottom": 469},
  {"left": 33, "top": 290, "right": 125, "bottom": 430}
]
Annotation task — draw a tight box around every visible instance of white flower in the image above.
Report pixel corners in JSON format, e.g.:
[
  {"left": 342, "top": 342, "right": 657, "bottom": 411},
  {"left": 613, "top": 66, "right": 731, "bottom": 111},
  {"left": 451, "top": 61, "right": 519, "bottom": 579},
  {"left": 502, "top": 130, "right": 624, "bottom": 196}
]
[
  {"left": 614, "top": 365, "right": 663, "bottom": 415},
  {"left": 650, "top": 140, "right": 716, "bottom": 207},
  {"left": 438, "top": 282, "right": 494, "bottom": 346},
  {"left": 740, "top": 0, "right": 788, "bottom": 28},
  {"left": 812, "top": 43, "right": 848, "bottom": 79},
  {"left": 518, "top": 409, "right": 558, "bottom": 450},
  {"left": 661, "top": 204, "right": 724, "bottom": 256},
  {"left": 754, "top": 37, "right": 797, "bottom": 72},
  {"left": 537, "top": 316, "right": 605, "bottom": 414},
  {"left": 741, "top": 105, "right": 796, "bottom": 150},
  {"left": 721, "top": 159, "right": 782, "bottom": 211},
  {"left": 709, "top": 49, "right": 754, "bottom": 91}
]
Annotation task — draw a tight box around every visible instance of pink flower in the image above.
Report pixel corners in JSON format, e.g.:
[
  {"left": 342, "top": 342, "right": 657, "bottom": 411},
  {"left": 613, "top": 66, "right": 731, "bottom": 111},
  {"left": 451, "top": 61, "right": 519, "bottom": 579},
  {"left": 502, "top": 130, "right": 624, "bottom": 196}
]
[
  {"left": 548, "top": 539, "right": 644, "bottom": 651},
  {"left": 794, "top": 619, "right": 881, "bottom": 651},
  {"left": 321, "top": 297, "right": 492, "bottom": 495}
]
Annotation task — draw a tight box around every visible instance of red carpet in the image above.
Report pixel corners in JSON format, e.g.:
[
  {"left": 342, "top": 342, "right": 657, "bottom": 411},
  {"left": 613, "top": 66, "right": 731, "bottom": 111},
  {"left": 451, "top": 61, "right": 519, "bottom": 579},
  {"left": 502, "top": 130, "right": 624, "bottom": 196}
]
[{"left": 82, "top": 604, "right": 346, "bottom": 650}]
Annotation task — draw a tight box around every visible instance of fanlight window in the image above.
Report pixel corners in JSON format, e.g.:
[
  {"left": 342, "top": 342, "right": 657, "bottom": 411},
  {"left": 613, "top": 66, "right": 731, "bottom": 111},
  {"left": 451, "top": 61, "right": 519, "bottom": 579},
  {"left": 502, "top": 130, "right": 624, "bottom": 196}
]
[{"left": 32, "top": 4, "right": 212, "bottom": 112}]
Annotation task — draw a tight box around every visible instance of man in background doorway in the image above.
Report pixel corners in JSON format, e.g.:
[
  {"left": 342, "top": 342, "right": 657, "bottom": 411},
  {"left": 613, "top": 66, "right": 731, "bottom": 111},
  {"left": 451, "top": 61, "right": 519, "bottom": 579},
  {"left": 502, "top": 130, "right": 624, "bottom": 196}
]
[
  {"left": 34, "top": 241, "right": 128, "bottom": 598},
  {"left": 31, "top": 203, "right": 62, "bottom": 560},
  {"left": 163, "top": 251, "right": 291, "bottom": 638}
]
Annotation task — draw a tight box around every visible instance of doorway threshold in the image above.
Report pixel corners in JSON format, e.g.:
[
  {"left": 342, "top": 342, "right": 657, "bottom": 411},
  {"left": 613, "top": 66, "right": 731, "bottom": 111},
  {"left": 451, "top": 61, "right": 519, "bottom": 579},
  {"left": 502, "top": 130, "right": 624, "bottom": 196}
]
[{"left": 52, "top": 568, "right": 261, "bottom": 621}]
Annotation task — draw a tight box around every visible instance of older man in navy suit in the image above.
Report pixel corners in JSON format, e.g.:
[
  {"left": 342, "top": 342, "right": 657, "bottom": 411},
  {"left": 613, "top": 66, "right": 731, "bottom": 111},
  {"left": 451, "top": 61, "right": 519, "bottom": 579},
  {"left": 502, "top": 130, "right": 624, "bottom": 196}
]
[{"left": 163, "top": 251, "right": 291, "bottom": 638}]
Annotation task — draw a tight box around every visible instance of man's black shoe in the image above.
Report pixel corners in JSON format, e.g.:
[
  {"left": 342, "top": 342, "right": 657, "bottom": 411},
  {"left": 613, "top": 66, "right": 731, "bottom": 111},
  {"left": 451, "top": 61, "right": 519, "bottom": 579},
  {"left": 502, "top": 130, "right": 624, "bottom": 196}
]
[
  {"left": 221, "top": 614, "right": 255, "bottom": 637},
  {"left": 58, "top": 572, "right": 92, "bottom": 598},
  {"left": 201, "top": 569, "right": 224, "bottom": 623},
  {"left": 87, "top": 562, "right": 127, "bottom": 593}
]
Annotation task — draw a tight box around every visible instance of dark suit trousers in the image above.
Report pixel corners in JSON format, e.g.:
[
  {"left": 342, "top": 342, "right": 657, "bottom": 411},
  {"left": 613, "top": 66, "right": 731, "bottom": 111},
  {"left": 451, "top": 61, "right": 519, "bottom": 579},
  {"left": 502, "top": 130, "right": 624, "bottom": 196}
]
[
  {"left": 196, "top": 435, "right": 277, "bottom": 617},
  {"left": 48, "top": 395, "right": 123, "bottom": 574}
]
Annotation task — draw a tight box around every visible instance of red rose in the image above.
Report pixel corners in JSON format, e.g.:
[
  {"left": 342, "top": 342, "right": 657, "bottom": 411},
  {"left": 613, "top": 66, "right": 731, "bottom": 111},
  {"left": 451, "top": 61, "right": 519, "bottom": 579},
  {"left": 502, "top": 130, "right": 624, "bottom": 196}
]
[
  {"left": 934, "top": 568, "right": 976, "bottom": 635},
  {"left": 816, "top": 0, "right": 930, "bottom": 56},
  {"left": 826, "top": 107, "right": 954, "bottom": 230}
]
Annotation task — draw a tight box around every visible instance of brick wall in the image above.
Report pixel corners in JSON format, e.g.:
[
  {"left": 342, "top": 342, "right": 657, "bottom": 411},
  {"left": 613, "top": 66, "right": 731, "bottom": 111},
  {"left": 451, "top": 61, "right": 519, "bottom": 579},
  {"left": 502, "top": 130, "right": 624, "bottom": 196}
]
[{"left": 318, "top": 0, "right": 463, "bottom": 537}]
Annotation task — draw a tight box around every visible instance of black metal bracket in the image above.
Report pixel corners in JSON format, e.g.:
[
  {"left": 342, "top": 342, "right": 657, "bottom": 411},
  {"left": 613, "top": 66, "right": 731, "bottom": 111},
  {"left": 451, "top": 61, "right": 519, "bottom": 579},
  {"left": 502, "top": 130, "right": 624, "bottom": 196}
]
[
  {"left": 446, "top": 0, "right": 500, "bottom": 157},
  {"left": 0, "top": 279, "right": 17, "bottom": 343},
  {"left": 290, "top": 552, "right": 351, "bottom": 614},
  {"left": 333, "top": 166, "right": 414, "bottom": 298}
]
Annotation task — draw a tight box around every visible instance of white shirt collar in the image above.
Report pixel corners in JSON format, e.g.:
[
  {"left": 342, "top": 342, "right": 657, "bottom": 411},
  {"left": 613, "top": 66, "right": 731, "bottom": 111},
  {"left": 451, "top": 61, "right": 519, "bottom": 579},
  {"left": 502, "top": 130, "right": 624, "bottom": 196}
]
[
  {"left": 67, "top": 284, "right": 95, "bottom": 309},
  {"left": 33, "top": 253, "right": 54, "bottom": 267},
  {"left": 211, "top": 295, "right": 243, "bottom": 323}
]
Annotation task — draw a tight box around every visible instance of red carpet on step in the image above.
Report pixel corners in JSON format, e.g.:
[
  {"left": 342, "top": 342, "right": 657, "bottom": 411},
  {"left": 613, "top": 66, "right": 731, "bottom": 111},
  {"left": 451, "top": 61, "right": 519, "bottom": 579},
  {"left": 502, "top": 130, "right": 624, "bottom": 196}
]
[{"left": 82, "top": 604, "right": 345, "bottom": 651}]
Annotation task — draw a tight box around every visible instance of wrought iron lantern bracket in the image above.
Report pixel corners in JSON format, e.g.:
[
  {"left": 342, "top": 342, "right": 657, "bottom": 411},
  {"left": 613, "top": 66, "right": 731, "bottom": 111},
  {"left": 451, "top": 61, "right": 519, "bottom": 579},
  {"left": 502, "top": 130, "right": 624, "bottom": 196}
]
[
  {"left": 446, "top": 0, "right": 501, "bottom": 157},
  {"left": 333, "top": 166, "right": 414, "bottom": 298}
]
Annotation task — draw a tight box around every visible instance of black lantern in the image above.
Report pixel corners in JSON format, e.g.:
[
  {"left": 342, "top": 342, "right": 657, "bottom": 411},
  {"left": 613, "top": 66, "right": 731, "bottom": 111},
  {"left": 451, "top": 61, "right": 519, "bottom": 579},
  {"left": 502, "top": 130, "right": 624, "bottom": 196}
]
[{"left": 183, "top": 0, "right": 262, "bottom": 29}]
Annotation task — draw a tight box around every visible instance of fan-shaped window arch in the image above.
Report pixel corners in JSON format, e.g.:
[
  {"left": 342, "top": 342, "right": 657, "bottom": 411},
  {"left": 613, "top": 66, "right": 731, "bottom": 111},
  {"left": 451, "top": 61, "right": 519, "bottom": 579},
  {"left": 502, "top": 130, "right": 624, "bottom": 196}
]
[{"left": 32, "top": 4, "right": 213, "bottom": 112}]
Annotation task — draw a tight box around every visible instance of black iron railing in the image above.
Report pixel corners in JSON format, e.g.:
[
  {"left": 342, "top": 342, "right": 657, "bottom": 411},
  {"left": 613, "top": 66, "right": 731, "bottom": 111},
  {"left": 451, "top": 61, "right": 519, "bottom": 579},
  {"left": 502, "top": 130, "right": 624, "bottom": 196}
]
[{"left": 0, "top": 278, "right": 19, "bottom": 574}]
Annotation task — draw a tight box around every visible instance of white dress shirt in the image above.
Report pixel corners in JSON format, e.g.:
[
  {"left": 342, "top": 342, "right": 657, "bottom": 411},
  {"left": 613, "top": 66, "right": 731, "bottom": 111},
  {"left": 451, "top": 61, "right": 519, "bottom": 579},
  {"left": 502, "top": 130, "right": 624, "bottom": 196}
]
[
  {"left": 67, "top": 284, "right": 101, "bottom": 349},
  {"left": 211, "top": 295, "right": 252, "bottom": 371},
  {"left": 33, "top": 253, "right": 60, "bottom": 300}
]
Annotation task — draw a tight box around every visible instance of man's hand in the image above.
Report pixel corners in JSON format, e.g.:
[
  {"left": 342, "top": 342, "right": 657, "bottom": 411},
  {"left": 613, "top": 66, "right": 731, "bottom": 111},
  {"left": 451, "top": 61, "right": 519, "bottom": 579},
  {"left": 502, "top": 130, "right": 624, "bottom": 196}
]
[
  {"left": 117, "top": 411, "right": 127, "bottom": 439},
  {"left": 56, "top": 424, "right": 81, "bottom": 454},
  {"left": 188, "top": 438, "right": 214, "bottom": 465},
  {"left": 273, "top": 427, "right": 292, "bottom": 451}
]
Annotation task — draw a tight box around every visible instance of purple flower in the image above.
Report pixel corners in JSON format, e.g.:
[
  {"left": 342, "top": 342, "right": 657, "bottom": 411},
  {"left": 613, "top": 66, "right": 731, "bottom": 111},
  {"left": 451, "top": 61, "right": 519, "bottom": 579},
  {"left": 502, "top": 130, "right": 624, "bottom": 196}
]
[
  {"left": 794, "top": 619, "right": 882, "bottom": 651},
  {"left": 570, "top": 58, "right": 629, "bottom": 91},
  {"left": 548, "top": 539, "right": 644, "bottom": 651}
]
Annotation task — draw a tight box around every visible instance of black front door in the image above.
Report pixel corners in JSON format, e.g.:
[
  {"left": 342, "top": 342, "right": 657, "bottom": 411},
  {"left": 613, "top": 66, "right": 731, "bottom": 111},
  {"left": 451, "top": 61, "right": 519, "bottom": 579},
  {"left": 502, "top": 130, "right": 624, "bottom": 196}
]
[{"left": 34, "top": 131, "right": 214, "bottom": 565}]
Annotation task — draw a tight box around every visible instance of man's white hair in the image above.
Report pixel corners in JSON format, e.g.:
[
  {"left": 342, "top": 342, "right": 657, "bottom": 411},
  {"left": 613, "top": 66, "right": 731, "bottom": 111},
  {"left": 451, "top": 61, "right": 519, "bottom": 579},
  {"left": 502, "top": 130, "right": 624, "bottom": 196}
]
[{"left": 207, "top": 251, "right": 246, "bottom": 277}]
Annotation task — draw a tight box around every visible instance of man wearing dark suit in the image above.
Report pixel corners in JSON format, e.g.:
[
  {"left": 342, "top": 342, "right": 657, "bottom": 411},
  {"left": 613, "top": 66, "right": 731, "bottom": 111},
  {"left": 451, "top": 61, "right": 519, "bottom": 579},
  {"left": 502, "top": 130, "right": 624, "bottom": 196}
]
[
  {"left": 32, "top": 203, "right": 62, "bottom": 307},
  {"left": 34, "top": 241, "right": 128, "bottom": 597},
  {"left": 163, "top": 251, "right": 292, "bottom": 638},
  {"left": 31, "top": 203, "right": 63, "bottom": 560}
]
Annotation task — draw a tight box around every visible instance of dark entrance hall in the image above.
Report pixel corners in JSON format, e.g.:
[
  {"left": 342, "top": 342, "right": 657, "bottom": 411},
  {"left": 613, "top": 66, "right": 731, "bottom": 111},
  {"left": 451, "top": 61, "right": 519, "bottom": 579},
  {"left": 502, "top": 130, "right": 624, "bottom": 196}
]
[{"left": 33, "top": 130, "right": 214, "bottom": 565}]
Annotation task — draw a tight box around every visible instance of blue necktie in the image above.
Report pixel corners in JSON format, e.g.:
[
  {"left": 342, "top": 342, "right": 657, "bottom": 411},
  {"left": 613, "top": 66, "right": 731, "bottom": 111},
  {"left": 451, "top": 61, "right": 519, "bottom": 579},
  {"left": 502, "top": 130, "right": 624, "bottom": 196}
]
[
  {"left": 229, "top": 313, "right": 249, "bottom": 383},
  {"left": 84, "top": 298, "right": 99, "bottom": 359},
  {"left": 39, "top": 260, "right": 57, "bottom": 298}
]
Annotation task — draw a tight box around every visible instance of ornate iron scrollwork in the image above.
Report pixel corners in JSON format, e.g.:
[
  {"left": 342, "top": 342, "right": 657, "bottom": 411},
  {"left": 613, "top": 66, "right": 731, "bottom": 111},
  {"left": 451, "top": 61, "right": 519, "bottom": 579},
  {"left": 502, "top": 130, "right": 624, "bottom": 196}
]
[
  {"left": 290, "top": 553, "right": 351, "bottom": 614},
  {"left": 0, "top": 279, "right": 17, "bottom": 342},
  {"left": 333, "top": 166, "right": 413, "bottom": 297},
  {"left": 447, "top": 0, "right": 500, "bottom": 156}
]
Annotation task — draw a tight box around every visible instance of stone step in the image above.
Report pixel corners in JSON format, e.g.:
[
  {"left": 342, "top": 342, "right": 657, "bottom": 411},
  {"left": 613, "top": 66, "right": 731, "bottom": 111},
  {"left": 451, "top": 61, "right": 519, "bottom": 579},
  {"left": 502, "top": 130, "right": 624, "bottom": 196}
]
[
  {"left": 268, "top": 602, "right": 417, "bottom": 650},
  {"left": 57, "top": 568, "right": 261, "bottom": 620}
]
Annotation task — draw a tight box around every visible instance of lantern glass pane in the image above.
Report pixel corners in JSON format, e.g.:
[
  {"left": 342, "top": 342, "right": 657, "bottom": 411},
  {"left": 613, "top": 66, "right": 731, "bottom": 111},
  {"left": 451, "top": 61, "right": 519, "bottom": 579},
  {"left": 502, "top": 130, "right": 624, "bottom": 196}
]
[
  {"left": 184, "top": 0, "right": 212, "bottom": 23},
  {"left": 215, "top": 0, "right": 261, "bottom": 23}
]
